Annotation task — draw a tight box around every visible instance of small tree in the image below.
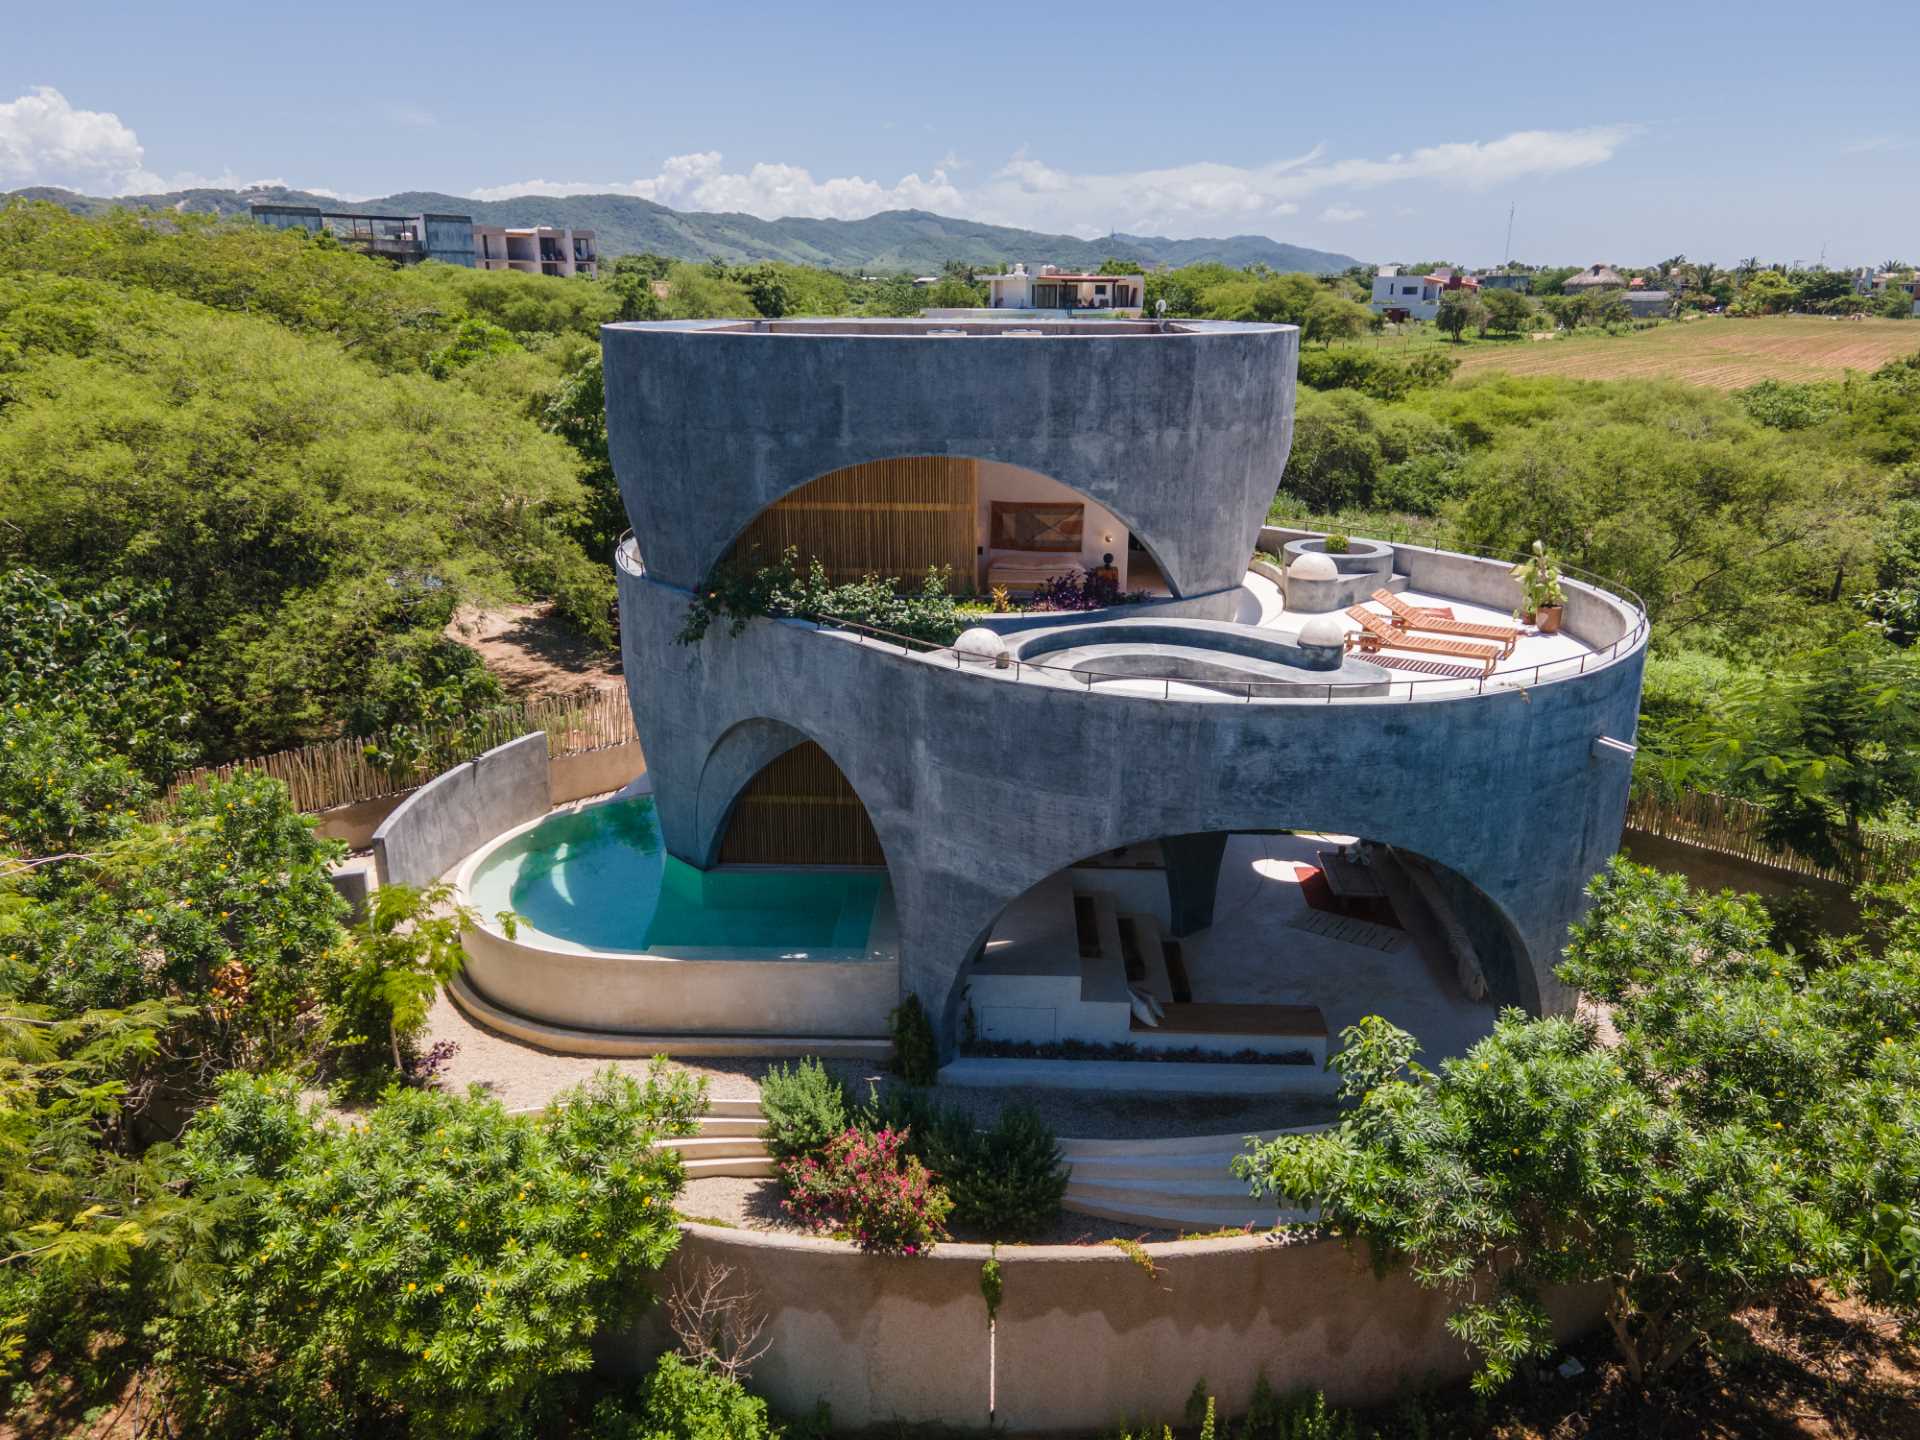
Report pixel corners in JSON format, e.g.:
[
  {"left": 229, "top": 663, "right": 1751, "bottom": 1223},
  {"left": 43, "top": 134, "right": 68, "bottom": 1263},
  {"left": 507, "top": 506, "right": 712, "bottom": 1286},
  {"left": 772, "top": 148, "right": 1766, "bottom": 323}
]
[
  {"left": 1481, "top": 287, "right": 1533, "bottom": 336},
  {"left": 316, "top": 879, "right": 472, "bottom": 1087},
  {"left": 1435, "top": 289, "right": 1481, "bottom": 343},
  {"left": 1687, "top": 631, "right": 1920, "bottom": 879},
  {"left": 1235, "top": 859, "right": 1920, "bottom": 1393}
]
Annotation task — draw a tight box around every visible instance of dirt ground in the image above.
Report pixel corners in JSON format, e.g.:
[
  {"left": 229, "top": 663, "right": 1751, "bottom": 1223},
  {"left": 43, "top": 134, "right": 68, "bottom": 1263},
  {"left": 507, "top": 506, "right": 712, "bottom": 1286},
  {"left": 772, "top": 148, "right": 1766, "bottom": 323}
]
[{"left": 445, "top": 602, "right": 622, "bottom": 698}]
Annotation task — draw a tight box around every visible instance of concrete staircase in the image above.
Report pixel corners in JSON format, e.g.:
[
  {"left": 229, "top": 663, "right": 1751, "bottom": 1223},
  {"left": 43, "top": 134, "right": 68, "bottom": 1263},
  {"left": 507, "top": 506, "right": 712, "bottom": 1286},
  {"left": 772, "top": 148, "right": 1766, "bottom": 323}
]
[
  {"left": 1060, "top": 1129, "right": 1315, "bottom": 1230},
  {"left": 655, "top": 1097, "right": 777, "bottom": 1179}
]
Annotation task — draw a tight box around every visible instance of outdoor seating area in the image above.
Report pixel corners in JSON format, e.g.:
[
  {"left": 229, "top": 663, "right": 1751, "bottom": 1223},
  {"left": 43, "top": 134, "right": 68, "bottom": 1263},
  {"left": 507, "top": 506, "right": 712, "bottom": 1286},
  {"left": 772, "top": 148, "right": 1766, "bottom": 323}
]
[
  {"left": 1344, "top": 604, "right": 1502, "bottom": 675},
  {"left": 1370, "top": 588, "right": 1520, "bottom": 656}
]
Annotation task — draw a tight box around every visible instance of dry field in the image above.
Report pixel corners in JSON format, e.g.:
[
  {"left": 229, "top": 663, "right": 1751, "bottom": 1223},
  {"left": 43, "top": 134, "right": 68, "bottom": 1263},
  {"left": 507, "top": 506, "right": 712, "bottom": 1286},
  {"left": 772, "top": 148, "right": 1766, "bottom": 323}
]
[{"left": 1449, "top": 315, "right": 1918, "bottom": 389}]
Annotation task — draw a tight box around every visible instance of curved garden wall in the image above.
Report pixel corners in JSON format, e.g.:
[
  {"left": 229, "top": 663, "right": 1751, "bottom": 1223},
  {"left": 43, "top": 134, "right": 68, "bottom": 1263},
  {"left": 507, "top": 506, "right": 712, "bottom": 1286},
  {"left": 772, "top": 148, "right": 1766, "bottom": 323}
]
[
  {"left": 372, "top": 732, "right": 550, "bottom": 889},
  {"left": 630, "top": 1224, "right": 1603, "bottom": 1433}
]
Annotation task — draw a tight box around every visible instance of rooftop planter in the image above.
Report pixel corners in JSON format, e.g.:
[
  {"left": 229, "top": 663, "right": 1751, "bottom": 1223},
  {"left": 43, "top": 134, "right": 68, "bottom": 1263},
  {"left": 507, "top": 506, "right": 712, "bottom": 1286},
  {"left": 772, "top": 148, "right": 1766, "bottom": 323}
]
[{"left": 1281, "top": 535, "right": 1395, "bottom": 576}]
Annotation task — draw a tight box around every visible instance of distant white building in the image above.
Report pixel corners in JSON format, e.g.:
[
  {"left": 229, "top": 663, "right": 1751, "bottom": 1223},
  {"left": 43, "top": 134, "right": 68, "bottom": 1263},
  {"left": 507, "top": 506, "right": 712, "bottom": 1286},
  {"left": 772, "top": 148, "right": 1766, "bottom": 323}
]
[
  {"left": 1369, "top": 266, "right": 1478, "bottom": 322},
  {"left": 972, "top": 263, "right": 1145, "bottom": 316},
  {"left": 472, "top": 224, "right": 598, "bottom": 278}
]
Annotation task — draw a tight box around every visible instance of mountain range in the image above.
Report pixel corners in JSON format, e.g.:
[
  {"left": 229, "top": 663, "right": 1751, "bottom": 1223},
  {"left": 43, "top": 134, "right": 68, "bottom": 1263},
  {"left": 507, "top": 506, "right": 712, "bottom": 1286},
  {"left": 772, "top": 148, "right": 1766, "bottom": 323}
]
[{"left": 4, "top": 184, "right": 1363, "bottom": 274}]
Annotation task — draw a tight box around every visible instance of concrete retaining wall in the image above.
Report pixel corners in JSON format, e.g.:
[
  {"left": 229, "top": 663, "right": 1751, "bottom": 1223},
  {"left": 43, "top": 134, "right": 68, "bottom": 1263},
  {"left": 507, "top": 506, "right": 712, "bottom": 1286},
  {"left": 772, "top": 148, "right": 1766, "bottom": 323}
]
[
  {"left": 373, "top": 733, "right": 551, "bottom": 889},
  {"left": 630, "top": 1225, "right": 1602, "bottom": 1433}
]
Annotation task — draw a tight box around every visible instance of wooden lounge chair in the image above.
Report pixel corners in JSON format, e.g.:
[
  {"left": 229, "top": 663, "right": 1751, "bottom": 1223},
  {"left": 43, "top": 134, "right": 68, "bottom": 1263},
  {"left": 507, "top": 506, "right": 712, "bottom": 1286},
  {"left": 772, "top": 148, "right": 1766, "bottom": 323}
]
[
  {"left": 1344, "top": 606, "right": 1501, "bottom": 676},
  {"left": 1371, "top": 589, "right": 1454, "bottom": 624},
  {"left": 1370, "top": 590, "right": 1518, "bottom": 659}
]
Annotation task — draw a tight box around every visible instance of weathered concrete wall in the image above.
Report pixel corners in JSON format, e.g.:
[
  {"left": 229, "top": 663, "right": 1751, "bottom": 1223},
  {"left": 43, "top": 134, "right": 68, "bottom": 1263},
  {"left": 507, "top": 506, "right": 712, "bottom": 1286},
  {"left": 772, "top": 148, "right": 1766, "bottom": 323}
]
[
  {"left": 551, "top": 740, "right": 647, "bottom": 804},
  {"left": 601, "top": 319, "right": 1299, "bottom": 598},
  {"left": 618, "top": 544, "right": 1646, "bottom": 1033},
  {"left": 313, "top": 791, "right": 410, "bottom": 849},
  {"left": 372, "top": 733, "right": 550, "bottom": 889},
  {"left": 627, "top": 1225, "right": 1602, "bottom": 1432},
  {"left": 299, "top": 740, "right": 642, "bottom": 847}
]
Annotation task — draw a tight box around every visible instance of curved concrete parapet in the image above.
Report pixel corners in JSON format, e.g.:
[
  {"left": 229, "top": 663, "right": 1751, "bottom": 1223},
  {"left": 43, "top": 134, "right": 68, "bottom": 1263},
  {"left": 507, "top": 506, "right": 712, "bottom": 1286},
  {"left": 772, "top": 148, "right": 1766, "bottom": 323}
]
[
  {"left": 371, "top": 732, "right": 550, "bottom": 890},
  {"left": 600, "top": 318, "right": 1299, "bottom": 597},
  {"left": 629, "top": 1223, "right": 1602, "bottom": 1432},
  {"left": 618, "top": 537, "right": 1646, "bottom": 1028}
]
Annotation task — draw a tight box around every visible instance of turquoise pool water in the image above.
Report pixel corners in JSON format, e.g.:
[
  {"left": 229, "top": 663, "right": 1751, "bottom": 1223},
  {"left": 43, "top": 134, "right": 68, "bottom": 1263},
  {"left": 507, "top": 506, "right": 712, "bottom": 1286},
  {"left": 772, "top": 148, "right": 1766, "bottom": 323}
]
[{"left": 466, "top": 795, "right": 883, "bottom": 956}]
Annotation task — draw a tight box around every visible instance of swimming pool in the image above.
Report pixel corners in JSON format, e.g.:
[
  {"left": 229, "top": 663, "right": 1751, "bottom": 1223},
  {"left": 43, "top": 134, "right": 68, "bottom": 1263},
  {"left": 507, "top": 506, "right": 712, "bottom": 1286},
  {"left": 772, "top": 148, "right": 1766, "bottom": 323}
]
[{"left": 464, "top": 794, "right": 884, "bottom": 957}]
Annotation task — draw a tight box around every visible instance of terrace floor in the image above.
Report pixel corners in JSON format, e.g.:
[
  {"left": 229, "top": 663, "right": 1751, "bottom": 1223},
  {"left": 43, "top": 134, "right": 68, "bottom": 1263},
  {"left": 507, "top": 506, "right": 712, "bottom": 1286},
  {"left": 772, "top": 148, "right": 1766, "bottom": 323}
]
[{"left": 1181, "top": 832, "right": 1497, "bottom": 1065}]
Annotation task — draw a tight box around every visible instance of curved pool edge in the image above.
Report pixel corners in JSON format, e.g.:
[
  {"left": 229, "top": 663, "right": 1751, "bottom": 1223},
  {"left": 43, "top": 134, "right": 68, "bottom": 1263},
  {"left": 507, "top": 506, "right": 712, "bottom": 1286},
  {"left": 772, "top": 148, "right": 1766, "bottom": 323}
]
[{"left": 449, "top": 793, "right": 901, "bottom": 1039}]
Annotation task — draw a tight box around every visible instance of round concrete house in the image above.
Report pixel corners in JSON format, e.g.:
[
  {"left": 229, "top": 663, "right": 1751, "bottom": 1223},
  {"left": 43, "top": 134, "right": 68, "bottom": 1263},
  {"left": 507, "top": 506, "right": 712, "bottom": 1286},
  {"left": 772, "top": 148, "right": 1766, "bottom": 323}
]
[{"left": 568, "top": 317, "right": 1648, "bottom": 1068}]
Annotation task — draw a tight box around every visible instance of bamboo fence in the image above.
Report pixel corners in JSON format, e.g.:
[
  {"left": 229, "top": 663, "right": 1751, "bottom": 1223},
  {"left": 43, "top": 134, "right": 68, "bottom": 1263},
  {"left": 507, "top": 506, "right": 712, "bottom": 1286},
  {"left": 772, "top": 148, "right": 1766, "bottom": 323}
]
[
  {"left": 1625, "top": 787, "right": 1920, "bottom": 886},
  {"left": 164, "top": 688, "right": 636, "bottom": 815}
]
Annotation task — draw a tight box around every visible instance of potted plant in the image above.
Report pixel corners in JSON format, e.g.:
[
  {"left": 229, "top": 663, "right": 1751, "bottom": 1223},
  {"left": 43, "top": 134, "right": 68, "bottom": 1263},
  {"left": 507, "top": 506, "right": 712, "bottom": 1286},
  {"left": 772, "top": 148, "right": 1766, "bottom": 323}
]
[
  {"left": 1323, "top": 532, "right": 1351, "bottom": 555},
  {"left": 1509, "top": 540, "right": 1566, "bottom": 633}
]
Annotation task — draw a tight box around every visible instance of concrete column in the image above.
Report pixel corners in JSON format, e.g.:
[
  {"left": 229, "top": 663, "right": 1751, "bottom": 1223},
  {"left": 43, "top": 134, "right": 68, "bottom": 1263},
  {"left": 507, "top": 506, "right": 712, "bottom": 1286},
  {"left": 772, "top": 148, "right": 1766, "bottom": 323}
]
[{"left": 1162, "top": 831, "right": 1230, "bottom": 937}]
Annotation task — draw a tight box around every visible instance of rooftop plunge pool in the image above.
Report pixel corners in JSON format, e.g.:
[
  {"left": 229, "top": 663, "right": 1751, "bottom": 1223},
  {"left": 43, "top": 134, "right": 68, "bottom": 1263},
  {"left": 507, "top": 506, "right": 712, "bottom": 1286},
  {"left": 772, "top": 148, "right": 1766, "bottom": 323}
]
[{"left": 453, "top": 793, "right": 898, "bottom": 1039}]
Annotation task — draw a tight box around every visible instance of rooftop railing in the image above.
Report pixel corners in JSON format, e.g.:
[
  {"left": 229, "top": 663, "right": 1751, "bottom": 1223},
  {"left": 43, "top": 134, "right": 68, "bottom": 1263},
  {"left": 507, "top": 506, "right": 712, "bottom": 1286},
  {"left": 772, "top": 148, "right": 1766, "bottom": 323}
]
[{"left": 616, "top": 533, "right": 1649, "bottom": 705}]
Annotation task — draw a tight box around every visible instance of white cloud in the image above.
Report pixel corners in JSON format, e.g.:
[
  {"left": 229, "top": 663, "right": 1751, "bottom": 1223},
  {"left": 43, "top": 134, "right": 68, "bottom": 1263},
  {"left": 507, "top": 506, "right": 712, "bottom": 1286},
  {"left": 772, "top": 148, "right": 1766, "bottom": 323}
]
[
  {"left": 469, "top": 126, "right": 1633, "bottom": 238},
  {"left": 0, "top": 87, "right": 358, "bottom": 198},
  {"left": 471, "top": 150, "right": 967, "bottom": 219},
  {"left": 0, "top": 86, "right": 165, "bottom": 193}
]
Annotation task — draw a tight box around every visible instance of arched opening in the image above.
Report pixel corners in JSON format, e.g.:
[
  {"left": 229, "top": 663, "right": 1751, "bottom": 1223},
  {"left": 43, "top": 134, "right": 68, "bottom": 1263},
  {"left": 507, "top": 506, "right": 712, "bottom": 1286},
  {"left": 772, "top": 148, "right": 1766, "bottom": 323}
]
[
  {"left": 946, "top": 828, "right": 1514, "bottom": 1071},
  {"left": 714, "top": 740, "right": 886, "bottom": 868},
  {"left": 720, "top": 455, "right": 1174, "bottom": 598}
]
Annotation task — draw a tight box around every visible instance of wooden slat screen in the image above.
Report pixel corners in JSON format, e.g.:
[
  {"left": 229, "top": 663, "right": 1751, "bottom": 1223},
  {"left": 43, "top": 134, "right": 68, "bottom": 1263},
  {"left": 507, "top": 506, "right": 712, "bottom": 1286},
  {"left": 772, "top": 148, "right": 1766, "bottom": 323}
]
[
  {"left": 717, "top": 741, "right": 887, "bottom": 867},
  {"left": 726, "top": 456, "right": 978, "bottom": 590}
]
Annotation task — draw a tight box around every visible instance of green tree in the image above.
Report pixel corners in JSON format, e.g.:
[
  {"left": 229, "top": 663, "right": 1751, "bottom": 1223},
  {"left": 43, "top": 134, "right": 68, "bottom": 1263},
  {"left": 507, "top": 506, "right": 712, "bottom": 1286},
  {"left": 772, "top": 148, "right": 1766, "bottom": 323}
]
[
  {"left": 161, "top": 1064, "right": 704, "bottom": 1437},
  {"left": 17, "top": 771, "right": 348, "bottom": 1107},
  {"left": 0, "top": 569, "right": 198, "bottom": 785},
  {"left": 1236, "top": 860, "right": 1920, "bottom": 1392},
  {"left": 1739, "top": 269, "right": 1800, "bottom": 314},
  {"left": 921, "top": 276, "right": 985, "bottom": 309},
  {"left": 1688, "top": 631, "right": 1920, "bottom": 877},
  {"left": 1301, "top": 291, "right": 1372, "bottom": 346},
  {"left": 0, "top": 270, "right": 604, "bottom": 757},
  {"left": 1480, "top": 287, "right": 1533, "bottom": 336},
  {"left": 316, "top": 881, "right": 472, "bottom": 1087},
  {"left": 744, "top": 265, "right": 791, "bottom": 318},
  {"left": 1434, "top": 288, "right": 1482, "bottom": 342}
]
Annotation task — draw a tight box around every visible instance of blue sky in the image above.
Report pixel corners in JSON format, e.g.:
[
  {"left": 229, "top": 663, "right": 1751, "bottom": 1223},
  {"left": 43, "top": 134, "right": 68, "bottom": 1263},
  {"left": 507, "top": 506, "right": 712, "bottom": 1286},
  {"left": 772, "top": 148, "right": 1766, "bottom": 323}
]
[{"left": 4, "top": 0, "right": 1914, "bottom": 266}]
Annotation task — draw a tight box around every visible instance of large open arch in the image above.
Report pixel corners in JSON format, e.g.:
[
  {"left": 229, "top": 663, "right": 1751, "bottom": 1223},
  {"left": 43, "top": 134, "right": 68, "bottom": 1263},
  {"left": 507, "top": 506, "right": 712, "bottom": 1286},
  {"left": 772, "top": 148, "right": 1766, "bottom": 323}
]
[
  {"left": 939, "top": 826, "right": 1523, "bottom": 1068},
  {"left": 715, "top": 454, "right": 1178, "bottom": 598}
]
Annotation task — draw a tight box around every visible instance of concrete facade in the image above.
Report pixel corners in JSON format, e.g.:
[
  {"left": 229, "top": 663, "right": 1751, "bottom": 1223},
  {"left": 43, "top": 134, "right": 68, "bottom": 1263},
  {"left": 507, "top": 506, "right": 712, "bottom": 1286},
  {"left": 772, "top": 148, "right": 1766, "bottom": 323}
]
[
  {"left": 372, "top": 732, "right": 550, "bottom": 889},
  {"left": 599, "top": 319, "right": 1298, "bottom": 598},
  {"left": 600, "top": 319, "right": 1647, "bottom": 1048},
  {"left": 627, "top": 1224, "right": 1604, "bottom": 1430}
]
